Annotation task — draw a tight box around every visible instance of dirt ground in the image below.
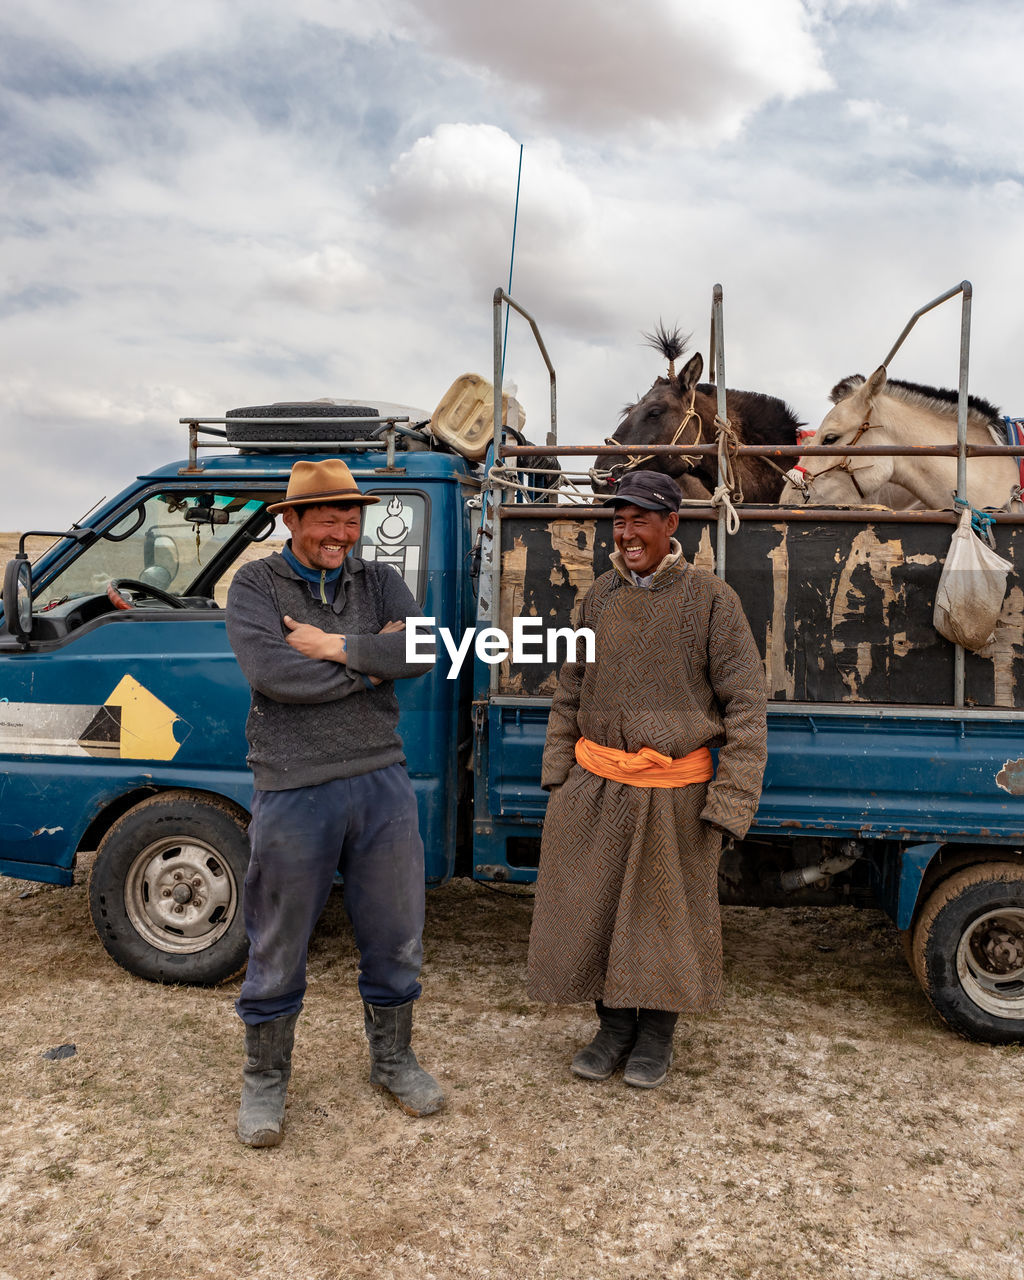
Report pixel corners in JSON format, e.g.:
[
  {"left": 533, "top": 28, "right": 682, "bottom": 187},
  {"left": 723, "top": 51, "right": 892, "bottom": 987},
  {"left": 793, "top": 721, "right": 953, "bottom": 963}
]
[
  {"left": 3, "top": 531, "right": 49, "bottom": 564},
  {"left": 1, "top": 866, "right": 1023, "bottom": 1280},
  {"left": 2, "top": 531, "right": 1023, "bottom": 1278}
]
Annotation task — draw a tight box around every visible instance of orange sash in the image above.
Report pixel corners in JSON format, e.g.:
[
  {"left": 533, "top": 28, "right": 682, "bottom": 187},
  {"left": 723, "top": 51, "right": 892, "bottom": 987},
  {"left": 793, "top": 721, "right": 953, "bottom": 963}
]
[{"left": 574, "top": 737, "right": 713, "bottom": 789}]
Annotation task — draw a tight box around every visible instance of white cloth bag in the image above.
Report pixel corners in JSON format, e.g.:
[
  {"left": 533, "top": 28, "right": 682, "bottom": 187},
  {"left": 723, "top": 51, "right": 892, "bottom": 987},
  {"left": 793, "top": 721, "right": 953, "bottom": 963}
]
[{"left": 933, "top": 507, "right": 1013, "bottom": 650}]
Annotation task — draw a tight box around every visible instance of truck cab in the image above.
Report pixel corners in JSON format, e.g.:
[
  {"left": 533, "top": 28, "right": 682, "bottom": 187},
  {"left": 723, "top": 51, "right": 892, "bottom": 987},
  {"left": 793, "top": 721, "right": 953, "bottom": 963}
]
[{"left": 0, "top": 408, "right": 478, "bottom": 983}]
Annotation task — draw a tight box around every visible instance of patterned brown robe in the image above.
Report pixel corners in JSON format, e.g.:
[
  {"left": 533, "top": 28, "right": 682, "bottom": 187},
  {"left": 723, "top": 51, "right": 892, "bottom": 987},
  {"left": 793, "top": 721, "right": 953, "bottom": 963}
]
[{"left": 527, "top": 546, "right": 768, "bottom": 1012}]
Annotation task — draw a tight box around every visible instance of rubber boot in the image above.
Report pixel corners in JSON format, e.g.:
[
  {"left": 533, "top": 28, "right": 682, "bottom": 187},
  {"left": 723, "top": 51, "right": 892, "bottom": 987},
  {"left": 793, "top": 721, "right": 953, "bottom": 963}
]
[
  {"left": 363, "top": 1001, "right": 444, "bottom": 1117},
  {"left": 622, "top": 1009, "right": 678, "bottom": 1089},
  {"left": 571, "top": 1002, "right": 638, "bottom": 1081},
  {"left": 237, "top": 1011, "right": 299, "bottom": 1147}
]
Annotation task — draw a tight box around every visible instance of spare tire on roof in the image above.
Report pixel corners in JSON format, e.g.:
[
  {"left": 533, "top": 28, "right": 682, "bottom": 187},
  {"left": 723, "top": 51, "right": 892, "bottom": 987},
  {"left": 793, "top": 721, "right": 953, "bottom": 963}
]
[{"left": 225, "top": 401, "right": 382, "bottom": 446}]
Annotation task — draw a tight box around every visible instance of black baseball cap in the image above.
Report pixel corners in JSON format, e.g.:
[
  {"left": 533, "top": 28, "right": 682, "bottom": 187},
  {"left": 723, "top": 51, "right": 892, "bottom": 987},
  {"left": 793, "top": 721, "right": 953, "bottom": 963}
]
[{"left": 607, "top": 470, "right": 682, "bottom": 513}]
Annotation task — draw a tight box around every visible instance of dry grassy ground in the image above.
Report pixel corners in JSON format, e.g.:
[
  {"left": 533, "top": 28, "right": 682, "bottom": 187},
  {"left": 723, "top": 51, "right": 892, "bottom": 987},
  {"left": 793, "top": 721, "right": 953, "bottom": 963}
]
[
  {"left": 2, "top": 868, "right": 1023, "bottom": 1280},
  {"left": 2, "top": 531, "right": 1023, "bottom": 1278}
]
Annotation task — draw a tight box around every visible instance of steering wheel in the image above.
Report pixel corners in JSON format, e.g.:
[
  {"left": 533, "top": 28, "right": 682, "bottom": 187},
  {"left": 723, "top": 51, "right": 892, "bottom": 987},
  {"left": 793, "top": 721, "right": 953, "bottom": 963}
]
[{"left": 107, "top": 579, "right": 189, "bottom": 610}]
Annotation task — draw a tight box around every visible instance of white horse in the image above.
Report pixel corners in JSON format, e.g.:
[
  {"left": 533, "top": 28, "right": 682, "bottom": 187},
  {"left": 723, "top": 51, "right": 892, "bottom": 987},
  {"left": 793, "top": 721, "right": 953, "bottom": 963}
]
[{"left": 780, "top": 368, "right": 1020, "bottom": 510}]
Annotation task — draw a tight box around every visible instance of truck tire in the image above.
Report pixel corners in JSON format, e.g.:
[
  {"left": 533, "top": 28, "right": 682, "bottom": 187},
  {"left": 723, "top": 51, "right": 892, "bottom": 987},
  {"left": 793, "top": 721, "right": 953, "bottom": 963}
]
[
  {"left": 89, "top": 792, "right": 250, "bottom": 985},
  {"left": 225, "top": 402, "right": 380, "bottom": 445},
  {"left": 898, "top": 927, "right": 919, "bottom": 980},
  {"left": 910, "top": 861, "right": 1024, "bottom": 1043}
]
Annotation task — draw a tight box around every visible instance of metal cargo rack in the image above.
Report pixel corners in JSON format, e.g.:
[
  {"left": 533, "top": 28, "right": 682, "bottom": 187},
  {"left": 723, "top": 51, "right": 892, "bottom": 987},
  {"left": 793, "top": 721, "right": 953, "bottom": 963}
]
[
  {"left": 176, "top": 414, "right": 431, "bottom": 474},
  {"left": 488, "top": 281, "right": 1024, "bottom": 712}
]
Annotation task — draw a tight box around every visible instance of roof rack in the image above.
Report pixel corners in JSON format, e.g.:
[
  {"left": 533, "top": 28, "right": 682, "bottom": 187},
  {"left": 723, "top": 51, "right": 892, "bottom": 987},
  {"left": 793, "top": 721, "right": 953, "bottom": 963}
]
[{"left": 177, "top": 415, "right": 430, "bottom": 474}]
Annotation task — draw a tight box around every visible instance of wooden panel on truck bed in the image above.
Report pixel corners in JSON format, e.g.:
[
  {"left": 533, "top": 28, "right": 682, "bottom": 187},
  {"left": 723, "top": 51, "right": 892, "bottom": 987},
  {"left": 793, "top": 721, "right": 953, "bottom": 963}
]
[{"left": 497, "top": 514, "right": 1024, "bottom": 706}]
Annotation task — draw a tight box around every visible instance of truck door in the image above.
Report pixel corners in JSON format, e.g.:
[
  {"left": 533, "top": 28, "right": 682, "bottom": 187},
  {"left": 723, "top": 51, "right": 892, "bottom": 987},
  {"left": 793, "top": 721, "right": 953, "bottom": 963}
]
[{"left": 0, "top": 488, "right": 269, "bottom": 881}]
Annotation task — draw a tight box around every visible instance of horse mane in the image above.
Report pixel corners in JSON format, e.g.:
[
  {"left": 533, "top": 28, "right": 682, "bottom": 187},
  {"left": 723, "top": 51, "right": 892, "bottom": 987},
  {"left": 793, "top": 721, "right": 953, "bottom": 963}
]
[
  {"left": 830, "top": 373, "right": 1004, "bottom": 439},
  {"left": 829, "top": 375, "right": 865, "bottom": 404},
  {"left": 641, "top": 322, "right": 690, "bottom": 366}
]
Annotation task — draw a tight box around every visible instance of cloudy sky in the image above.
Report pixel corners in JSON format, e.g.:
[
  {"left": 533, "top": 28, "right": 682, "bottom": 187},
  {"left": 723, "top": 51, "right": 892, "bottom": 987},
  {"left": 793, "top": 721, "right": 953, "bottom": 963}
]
[{"left": 2, "top": 0, "right": 1023, "bottom": 530}]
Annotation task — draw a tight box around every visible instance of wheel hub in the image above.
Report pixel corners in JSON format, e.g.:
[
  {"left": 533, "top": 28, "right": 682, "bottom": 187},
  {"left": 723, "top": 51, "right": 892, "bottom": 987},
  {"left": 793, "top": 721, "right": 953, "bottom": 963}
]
[
  {"left": 957, "top": 906, "right": 1024, "bottom": 1021},
  {"left": 974, "top": 925, "right": 1024, "bottom": 975},
  {"left": 124, "top": 837, "right": 238, "bottom": 955}
]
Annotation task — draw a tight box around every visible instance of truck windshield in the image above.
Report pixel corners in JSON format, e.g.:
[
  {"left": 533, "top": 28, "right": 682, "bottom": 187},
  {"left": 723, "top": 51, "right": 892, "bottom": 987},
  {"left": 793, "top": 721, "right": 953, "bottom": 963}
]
[{"left": 34, "top": 492, "right": 268, "bottom": 609}]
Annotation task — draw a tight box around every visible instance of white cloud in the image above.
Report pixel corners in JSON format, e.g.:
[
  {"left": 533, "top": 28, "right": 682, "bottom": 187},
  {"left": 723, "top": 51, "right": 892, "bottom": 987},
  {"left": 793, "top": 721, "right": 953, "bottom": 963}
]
[
  {"left": 823, "top": 4, "right": 1024, "bottom": 175},
  {"left": 845, "top": 98, "right": 908, "bottom": 129},
  {"left": 378, "top": 124, "right": 593, "bottom": 263},
  {"left": 374, "top": 124, "right": 626, "bottom": 332},
  {"left": 2, "top": 0, "right": 396, "bottom": 64},
  {"left": 381, "top": 124, "right": 539, "bottom": 211},
  {"left": 267, "top": 245, "right": 377, "bottom": 310},
  {"left": 2, "top": 0, "right": 1024, "bottom": 536},
  {"left": 3, "top": 0, "right": 236, "bottom": 63},
  {"left": 805, "top": 0, "right": 908, "bottom": 17},
  {"left": 399, "top": 0, "right": 832, "bottom": 139}
]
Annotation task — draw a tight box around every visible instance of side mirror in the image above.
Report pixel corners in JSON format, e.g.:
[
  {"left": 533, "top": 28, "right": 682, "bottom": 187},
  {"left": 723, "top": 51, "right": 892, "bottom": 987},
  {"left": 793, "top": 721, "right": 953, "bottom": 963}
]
[
  {"left": 144, "top": 530, "right": 180, "bottom": 583},
  {"left": 1, "top": 527, "right": 92, "bottom": 644},
  {"left": 3, "top": 554, "right": 33, "bottom": 641}
]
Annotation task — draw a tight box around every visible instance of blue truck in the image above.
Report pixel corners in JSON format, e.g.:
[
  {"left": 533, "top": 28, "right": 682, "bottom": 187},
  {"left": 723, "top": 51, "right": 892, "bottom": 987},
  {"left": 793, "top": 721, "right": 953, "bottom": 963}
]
[{"left": 2, "top": 298, "right": 1023, "bottom": 1046}]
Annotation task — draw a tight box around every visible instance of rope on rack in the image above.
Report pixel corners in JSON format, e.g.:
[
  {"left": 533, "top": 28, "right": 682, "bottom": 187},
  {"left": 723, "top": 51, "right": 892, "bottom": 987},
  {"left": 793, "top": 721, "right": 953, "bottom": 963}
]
[
  {"left": 713, "top": 411, "right": 744, "bottom": 501},
  {"left": 710, "top": 483, "right": 740, "bottom": 534},
  {"left": 486, "top": 462, "right": 604, "bottom": 503},
  {"left": 953, "top": 495, "right": 997, "bottom": 546}
]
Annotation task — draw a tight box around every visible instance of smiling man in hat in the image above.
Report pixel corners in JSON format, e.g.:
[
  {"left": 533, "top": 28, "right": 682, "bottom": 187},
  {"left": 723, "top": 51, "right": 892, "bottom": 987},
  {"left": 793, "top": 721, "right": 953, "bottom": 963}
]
[
  {"left": 527, "top": 470, "right": 767, "bottom": 1089},
  {"left": 225, "top": 458, "right": 440, "bottom": 1147}
]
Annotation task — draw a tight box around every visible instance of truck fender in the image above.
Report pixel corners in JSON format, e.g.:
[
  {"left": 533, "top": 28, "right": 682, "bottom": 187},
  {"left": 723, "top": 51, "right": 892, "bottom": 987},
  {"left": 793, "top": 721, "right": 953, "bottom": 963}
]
[{"left": 896, "top": 842, "right": 944, "bottom": 930}]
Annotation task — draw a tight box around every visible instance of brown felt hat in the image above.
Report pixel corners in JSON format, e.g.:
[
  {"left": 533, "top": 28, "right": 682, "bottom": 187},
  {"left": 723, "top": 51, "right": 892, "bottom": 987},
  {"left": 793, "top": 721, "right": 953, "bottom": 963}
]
[{"left": 266, "top": 459, "right": 379, "bottom": 514}]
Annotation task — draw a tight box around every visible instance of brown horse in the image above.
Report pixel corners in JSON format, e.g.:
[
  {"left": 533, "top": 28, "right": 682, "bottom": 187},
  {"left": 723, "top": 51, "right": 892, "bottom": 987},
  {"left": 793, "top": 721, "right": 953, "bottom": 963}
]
[{"left": 601, "top": 326, "right": 803, "bottom": 503}]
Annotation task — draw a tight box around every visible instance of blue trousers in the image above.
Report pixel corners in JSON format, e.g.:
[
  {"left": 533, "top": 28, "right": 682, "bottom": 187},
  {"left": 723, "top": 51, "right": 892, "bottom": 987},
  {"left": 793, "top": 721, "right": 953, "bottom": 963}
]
[{"left": 236, "top": 763, "right": 425, "bottom": 1025}]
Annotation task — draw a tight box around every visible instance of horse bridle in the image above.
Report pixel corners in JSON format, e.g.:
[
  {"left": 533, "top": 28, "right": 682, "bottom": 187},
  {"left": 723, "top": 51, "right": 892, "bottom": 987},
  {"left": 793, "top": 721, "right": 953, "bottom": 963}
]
[
  {"left": 604, "top": 388, "right": 702, "bottom": 481},
  {"left": 798, "top": 419, "right": 882, "bottom": 500}
]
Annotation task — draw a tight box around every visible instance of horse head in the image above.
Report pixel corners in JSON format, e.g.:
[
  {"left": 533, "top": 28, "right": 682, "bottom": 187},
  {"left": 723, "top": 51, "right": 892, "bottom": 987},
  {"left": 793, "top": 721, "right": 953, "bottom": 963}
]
[
  {"left": 605, "top": 351, "right": 707, "bottom": 486},
  {"left": 599, "top": 322, "right": 802, "bottom": 504},
  {"left": 783, "top": 366, "right": 896, "bottom": 505}
]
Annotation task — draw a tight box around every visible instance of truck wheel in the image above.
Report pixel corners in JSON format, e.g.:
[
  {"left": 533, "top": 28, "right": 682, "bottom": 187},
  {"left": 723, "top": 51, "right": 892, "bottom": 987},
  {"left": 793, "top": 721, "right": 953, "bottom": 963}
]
[
  {"left": 225, "top": 402, "right": 381, "bottom": 445},
  {"left": 898, "top": 927, "right": 919, "bottom": 980},
  {"left": 911, "top": 861, "right": 1024, "bottom": 1043},
  {"left": 89, "top": 793, "right": 250, "bottom": 985}
]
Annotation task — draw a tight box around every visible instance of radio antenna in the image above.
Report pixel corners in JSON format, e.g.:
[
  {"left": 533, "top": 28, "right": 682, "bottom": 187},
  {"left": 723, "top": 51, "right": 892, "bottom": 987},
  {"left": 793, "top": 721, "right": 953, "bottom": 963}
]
[{"left": 501, "top": 143, "right": 524, "bottom": 379}]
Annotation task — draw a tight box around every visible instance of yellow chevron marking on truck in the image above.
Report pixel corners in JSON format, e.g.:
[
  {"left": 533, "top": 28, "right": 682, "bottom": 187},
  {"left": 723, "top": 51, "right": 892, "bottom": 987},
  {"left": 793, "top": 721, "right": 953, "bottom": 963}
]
[
  {"left": 0, "top": 677, "right": 186, "bottom": 761},
  {"left": 104, "top": 675, "right": 182, "bottom": 761}
]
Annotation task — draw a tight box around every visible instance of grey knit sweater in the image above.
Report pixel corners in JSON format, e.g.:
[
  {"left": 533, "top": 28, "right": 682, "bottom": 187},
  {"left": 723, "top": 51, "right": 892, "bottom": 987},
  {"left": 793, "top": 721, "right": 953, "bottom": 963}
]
[{"left": 225, "top": 551, "right": 433, "bottom": 790}]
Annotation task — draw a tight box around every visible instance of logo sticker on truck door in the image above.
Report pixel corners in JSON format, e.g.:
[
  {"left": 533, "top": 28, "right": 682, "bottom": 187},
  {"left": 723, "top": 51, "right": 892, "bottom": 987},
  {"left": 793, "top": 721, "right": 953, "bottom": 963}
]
[{"left": 359, "top": 493, "right": 427, "bottom": 602}]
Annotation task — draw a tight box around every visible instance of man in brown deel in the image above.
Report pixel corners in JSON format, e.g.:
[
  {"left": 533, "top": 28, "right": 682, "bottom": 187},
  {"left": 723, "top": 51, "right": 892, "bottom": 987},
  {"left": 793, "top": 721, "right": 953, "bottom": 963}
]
[{"left": 527, "top": 470, "right": 768, "bottom": 1088}]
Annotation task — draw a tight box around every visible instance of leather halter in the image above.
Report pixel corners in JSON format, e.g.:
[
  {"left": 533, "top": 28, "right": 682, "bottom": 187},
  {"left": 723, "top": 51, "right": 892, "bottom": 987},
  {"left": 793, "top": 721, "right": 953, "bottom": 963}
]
[
  {"left": 804, "top": 420, "right": 880, "bottom": 500},
  {"left": 605, "top": 388, "right": 702, "bottom": 479}
]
